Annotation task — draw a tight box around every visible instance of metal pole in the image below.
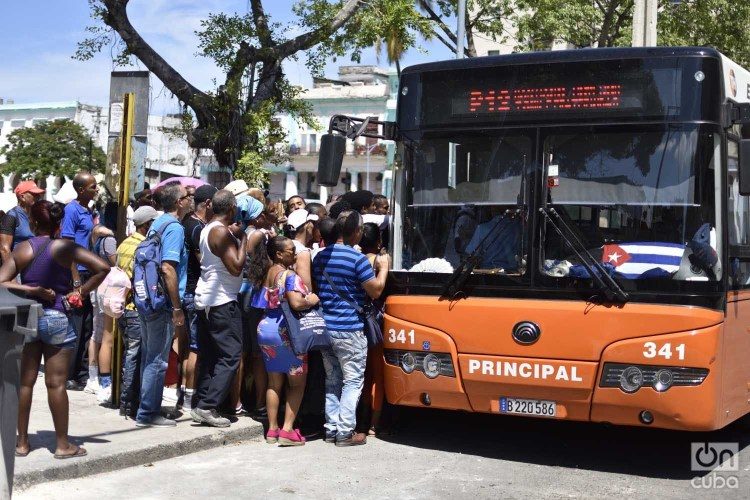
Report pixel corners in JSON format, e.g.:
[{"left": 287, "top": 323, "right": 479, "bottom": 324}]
[
  {"left": 456, "top": 0, "right": 466, "bottom": 58},
  {"left": 632, "top": 0, "right": 657, "bottom": 47},
  {"left": 112, "top": 92, "right": 135, "bottom": 409}
]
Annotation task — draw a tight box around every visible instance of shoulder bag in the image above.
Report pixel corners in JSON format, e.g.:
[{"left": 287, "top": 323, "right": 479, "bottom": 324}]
[
  {"left": 277, "top": 271, "right": 331, "bottom": 355},
  {"left": 322, "top": 270, "right": 383, "bottom": 347}
]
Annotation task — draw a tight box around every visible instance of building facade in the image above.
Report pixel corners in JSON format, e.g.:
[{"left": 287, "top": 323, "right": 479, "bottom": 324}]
[
  {"left": 268, "top": 65, "right": 398, "bottom": 203},
  {"left": 0, "top": 100, "right": 106, "bottom": 198}
]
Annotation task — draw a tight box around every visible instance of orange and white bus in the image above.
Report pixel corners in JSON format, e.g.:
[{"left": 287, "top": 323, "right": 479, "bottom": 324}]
[{"left": 318, "top": 47, "right": 750, "bottom": 431}]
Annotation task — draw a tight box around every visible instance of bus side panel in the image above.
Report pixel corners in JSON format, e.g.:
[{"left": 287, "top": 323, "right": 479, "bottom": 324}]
[
  {"left": 722, "top": 293, "right": 750, "bottom": 426},
  {"left": 383, "top": 314, "right": 473, "bottom": 411},
  {"left": 591, "top": 325, "right": 722, "bottom": 431}
]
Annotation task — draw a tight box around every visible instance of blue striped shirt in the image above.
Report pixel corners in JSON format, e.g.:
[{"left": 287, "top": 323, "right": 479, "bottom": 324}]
[{"left": 312, "top": 244, "right": 375, "bottom": 332}]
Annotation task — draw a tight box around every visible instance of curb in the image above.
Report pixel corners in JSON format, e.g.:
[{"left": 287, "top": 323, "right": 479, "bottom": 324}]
[{"left": 13, "top": 421, "right": 264, "bottom": 492}]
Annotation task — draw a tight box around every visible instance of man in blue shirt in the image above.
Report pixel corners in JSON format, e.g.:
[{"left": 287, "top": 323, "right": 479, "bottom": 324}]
[
  {"left": 136, "top": 181, "right": 191, "bottom": 427},
  {"left": 61, "top": 173, "right": 103, "bottom": 390},
  {"left": 0, "top": 180, "right": 45, "bottom": 264},
  {"left": 312, "top": 210, "right": 389, "bottom": 446},
  {"left": 464, "top": 207, "right": 521, "bottom": 271}
]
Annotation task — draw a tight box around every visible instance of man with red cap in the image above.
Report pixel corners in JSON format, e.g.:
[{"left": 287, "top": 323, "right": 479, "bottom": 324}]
[{"left": 0, "top": 180, "right": 46, "bottom": 264}]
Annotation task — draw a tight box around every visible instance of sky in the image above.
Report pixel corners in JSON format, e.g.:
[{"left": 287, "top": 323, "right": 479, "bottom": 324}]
[{"left": 0, "top": 0, "right": 455, "bottom": 115}]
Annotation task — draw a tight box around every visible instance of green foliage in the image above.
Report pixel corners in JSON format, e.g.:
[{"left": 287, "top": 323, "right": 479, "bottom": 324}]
[
  {"left": 0, "top": 119, "right": 106, "bottom": 178},
  {"left": 295, "top": 0, "right": 433, "bottom": 76},
  {"left": 514, "top": 0, "right": 750, "bottom": 67},
  {"left": 514, "top": 0, "right": 634, "bottom": 50},
  {"left": 659, "top": 1, "right": 750, "bottom": 68}
]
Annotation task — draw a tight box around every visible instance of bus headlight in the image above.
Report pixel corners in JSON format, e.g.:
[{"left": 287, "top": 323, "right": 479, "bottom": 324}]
[
  {"left": 619, "top": 366, "right": 643, "bottom": 393},
  {"left": 401, "top": 352, "right": 416, "bottom": 373},
  {"left": 423, "top": 354, "right": 441, "bottom": 379},
  {"left": 384, "top": 349, "right": 455, "bottom": 378},
  {"left": 600, "top": 363, "right": 709, "bottom": 393},
  {"left": 653, "top": 369, "right": 674, "bottom": 392}
]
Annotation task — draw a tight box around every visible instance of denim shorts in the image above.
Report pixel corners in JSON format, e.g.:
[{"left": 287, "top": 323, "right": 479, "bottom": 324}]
[
  {"left": 27, "top": 309, "right": 76, "bottom": 349},
  {"left": 183, "top": 293, "right": 199, "bottom": 352}
]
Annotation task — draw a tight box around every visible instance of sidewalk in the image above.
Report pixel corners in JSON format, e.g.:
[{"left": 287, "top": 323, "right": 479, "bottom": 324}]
[{"left": 12, "top": 371, "right": 263, "bottom": 492}]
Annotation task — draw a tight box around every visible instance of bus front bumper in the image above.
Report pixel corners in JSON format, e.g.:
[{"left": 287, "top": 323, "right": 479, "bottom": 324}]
[{"left": 383, "top": 320, "right": 723, "bottom": 431}]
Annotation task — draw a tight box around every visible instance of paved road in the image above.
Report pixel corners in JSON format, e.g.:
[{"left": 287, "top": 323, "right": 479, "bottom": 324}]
[{"left": 17, "top": 408, "right": 750, "bottom": 499}]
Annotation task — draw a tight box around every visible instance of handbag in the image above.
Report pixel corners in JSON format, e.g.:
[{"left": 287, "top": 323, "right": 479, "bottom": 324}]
[
  {"left": 277, "top": 271, "right": 331, "bottom": 355},
  {"left": 322, "top": 270, "right": 384, "bottom": 347}
]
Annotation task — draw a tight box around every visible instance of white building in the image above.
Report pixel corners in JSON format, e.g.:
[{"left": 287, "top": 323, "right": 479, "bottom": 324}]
[
  {"left": 269, "top": 65, "right": 397, "bottom": 203},
  {"left": 0, "top": 100, "right": 106, "bottom": 197}
]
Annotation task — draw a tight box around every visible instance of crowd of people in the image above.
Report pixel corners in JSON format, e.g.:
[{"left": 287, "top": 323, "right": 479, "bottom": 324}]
[{"left": 1, "top": 173, "right": 393, "bottom": 459}]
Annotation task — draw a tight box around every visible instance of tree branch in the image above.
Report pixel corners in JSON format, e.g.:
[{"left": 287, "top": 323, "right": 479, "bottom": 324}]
[
  {"left": 250, "top": 0, "right": 273, "bottom": 47},
  {"left": 276, "top": 0, "right": 362, "bottom": 58},
  {"left": 427, "top": 23, "right": 458, "bottom": 53},
  {"left": 100, "top": 0, "right": 210, "bottom": 123},
  {"left": 418, "top": 0, "right": 459, "bottom": 47}
]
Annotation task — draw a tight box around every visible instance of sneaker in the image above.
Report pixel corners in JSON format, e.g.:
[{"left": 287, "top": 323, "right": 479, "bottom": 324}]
[
  {"left": 83, "top": 379, "right": 99, "bottom": 394},
  {"left": 96, "top": 385, "right": 112, "bottom": 404},
  {"left": 335, "top": 432, "right": 367, "bottom": 447},
  {"left": 324, "top": 432, "right": 337, "bottom": 443},
  {"left": 190, "top": 408, "right": 230, "bottom": 428},
  {"left": 219, "top": 403, "right": 248, "bottom": 417},
  {"left": 250, "top": 406, "right": 268, "bottom": 420},
  {"left": 266, "top": 428, "right": 280, "bottom": 444},
  {"left": 278, "top": 429, "right": 306, "bottom": 447},
  {"left": 135, "top": 416, "right": 176, "bottom": 428},
  {"left": 66, "top": 380, "right": 84, "bottom": 391}
]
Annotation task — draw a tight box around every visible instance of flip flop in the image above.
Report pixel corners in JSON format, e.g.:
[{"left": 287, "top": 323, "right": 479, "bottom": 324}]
[
  {"left": 54, "top": 446, "right": 87, "bottom": 459},
  {"left": 14, "top": 448, "right": 31, "bottom": 457}
]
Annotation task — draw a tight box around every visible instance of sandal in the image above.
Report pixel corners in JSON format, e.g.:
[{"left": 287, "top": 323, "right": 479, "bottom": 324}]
[
  {"left": 15, "top": 447, "right": 31, "bottom": 458},
  {"left": 266, "top": 428, "right": 280, "bottom": 444},
  {"left": 54, "top": 445, "right": 87, "bottom": 459},
  {"left": 278, "top": 429, "right": 306, "bottom": 447}
]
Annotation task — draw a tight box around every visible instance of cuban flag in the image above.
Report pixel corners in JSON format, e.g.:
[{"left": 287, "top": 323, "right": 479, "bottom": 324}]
[{"left": 601, "top": 242, "right": 685, "bottom": 279}]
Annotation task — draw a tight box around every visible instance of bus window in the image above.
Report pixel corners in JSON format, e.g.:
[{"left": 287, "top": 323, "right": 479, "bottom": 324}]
[
  {"left": 727, "top": 139, "right": 750, "bottom": 287},
  {"left": 402, "top": 132, "right": 531, "bottom": 273},
  {"left": 541, "top": 125, "right": 720, "bottom": 281}
]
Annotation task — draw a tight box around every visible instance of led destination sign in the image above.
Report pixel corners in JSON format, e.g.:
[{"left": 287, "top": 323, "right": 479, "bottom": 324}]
[
  {"left": 467, "top": 84, "right": 623, "bottom": 113},
  {"left": 415, "top": 58, "right": 703, "bottom": 127}
]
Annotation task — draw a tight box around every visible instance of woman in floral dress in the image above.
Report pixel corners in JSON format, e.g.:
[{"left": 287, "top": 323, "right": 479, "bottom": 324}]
[{"left": 250, "top": 236, "right": 320, "bottom": 446}]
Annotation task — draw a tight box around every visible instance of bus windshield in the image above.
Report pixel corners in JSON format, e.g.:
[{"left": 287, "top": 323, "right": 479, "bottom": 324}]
[
  {"left": 541, "top": 125, "right": 720, "bottom": 282},
  {"left": 394, "top": 124, "right": 721, "bottom": 287},
  {"left": 399, "top": 131, "right": 531, "bottom": 274}
]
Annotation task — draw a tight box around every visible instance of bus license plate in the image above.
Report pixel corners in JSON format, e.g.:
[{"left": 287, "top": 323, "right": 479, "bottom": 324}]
[{"left": 500, "top": 397, "right": 556, "bottom": 417}]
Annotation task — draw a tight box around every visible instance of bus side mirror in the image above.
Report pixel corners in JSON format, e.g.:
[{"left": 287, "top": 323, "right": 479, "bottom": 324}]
[
  {"left": 317, "top": 134, "right": 347, "bottom": 187},
  {"left": 740, "top": 139, "right": 750, "bottom": 196}
]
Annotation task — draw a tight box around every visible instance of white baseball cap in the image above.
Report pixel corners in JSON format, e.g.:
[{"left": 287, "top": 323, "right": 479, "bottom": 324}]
[
  {"left": 287, "top": 209, "right": 319, "bottom": 230},
  {"left": 224, "top": 179, "right": 250, "bottom": 196}
]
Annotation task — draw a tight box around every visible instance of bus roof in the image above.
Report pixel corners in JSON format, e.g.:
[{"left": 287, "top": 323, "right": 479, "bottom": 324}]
[{"left": 401, "top": 46, "right": 729, "bottom": 76}]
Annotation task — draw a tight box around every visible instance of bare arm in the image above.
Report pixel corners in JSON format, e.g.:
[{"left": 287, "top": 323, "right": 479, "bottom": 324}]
[
  {"left": 283, "top": 271, "right": 319, "bottom": 311},
  {"left": 208, "top": 224, "right": 247, "bottom": 277},
  {"left": 161, "top": 261, "right": 181, "bottom": 309},
  {"left": 362, "top": 254, "right": 390, "bottom": 300},
  {"left": 0, "top": 233, "right": 13, "bottom": 265},
  {"left": 69, "top": 244, "right": 111, "bottom": 295},
  {"left": 294, "top": 250, "right": 312, "bottom": 290}
]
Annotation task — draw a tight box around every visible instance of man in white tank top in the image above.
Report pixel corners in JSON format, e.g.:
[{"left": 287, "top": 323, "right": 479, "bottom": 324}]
[{"left": 191, "top": 190, "right": 247, "bottom": 428}]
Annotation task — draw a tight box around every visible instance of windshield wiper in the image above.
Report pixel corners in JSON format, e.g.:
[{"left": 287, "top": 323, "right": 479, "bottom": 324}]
[
  {"left": 440, "top": 209, "right": 519, "bottom": 301},
  {"left": 540, "top": 207, "right": 629, "bottom": 303}
]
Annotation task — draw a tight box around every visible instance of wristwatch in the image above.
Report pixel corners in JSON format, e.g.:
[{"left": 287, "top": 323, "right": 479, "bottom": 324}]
[{"left": 72, "top": 280, "right": 82, "bottom": 288}]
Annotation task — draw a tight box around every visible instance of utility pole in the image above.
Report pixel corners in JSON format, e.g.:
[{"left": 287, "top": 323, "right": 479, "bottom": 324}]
[
  {"left": 632, "top": 0, "right": 658, "bottom": 47},
  {"left": 456, "top": 0, "right": 466, "bottom": 58}
]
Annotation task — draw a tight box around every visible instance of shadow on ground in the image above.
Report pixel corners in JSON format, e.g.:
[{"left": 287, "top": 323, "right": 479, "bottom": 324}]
[{"left": 379, "top": 406, "right": 750, "bottom": 480}]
